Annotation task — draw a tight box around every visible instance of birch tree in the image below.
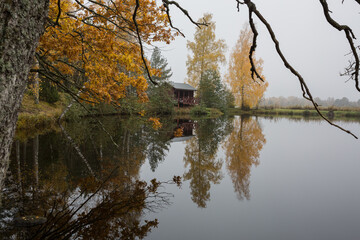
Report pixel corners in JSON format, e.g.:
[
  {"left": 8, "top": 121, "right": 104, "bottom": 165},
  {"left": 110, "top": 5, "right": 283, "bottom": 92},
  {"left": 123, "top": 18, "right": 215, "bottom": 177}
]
[
  {"left": 225, "top": 25, "right": 268, "bottom": 109},
  {"left": 0, "top": 0, "right": 49, "bottom": 192},
  {"left": 186, "top": 13, "right": 227, "bottom": 88}
]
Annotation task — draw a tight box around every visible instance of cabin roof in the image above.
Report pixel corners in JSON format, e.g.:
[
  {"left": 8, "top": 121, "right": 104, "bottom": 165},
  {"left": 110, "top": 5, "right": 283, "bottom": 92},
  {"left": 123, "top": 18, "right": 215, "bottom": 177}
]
[{"left": 170, "top": 82, "right": 196, "bottom": 91}]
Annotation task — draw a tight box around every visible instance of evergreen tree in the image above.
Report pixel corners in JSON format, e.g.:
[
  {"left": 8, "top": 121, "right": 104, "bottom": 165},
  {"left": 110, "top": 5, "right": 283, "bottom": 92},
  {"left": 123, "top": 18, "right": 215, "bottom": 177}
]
[
  {"left": 147, "top": 47, "right": 174, "bottom": 114},
  {"left": 198, "top": 70, "right": 233, "bottom": 112},
  {"left": 150, "top": 46, "right": 173, "bottom": 82}
]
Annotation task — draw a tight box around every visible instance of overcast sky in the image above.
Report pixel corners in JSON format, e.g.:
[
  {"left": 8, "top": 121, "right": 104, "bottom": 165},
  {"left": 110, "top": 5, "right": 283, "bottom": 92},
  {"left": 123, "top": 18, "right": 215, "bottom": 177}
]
[{"left": 152, "top": 0, "right": 360, "bottom": 101}]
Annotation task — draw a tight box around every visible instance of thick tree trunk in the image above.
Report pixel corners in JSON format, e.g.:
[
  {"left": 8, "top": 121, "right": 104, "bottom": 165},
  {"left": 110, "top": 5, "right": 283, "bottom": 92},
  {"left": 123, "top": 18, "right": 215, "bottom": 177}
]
[{"left": 0, "top": 0, "right": 49, "bottom": 190}]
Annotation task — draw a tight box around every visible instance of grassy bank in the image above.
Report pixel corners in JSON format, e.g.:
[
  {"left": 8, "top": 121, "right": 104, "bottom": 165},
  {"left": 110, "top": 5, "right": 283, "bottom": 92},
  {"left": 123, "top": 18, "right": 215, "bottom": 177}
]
[
  {"left": 16, "top": 94, "right": 65, "bottom": 137},
  {"left": 174, "top": 106, "right": 223, "bottom": 119},
  {"left": 228, "top": 107, "right": 360, "bottom": 120}
]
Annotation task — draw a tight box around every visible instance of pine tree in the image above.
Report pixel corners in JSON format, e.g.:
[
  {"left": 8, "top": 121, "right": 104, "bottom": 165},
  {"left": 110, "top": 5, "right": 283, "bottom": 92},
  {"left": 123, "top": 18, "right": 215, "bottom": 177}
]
[
  {"left": 150, "top": 46, "right": 173, "bottom": 83},
  {"left": 199, "top": 70, "right": 228, "bottom": 111}
]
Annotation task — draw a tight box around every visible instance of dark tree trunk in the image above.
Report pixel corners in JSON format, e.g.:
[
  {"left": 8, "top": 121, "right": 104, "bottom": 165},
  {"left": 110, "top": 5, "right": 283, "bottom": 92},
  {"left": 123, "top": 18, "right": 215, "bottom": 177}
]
[{"left": 0, "top": 0, "right": 49, "bottom": 190}]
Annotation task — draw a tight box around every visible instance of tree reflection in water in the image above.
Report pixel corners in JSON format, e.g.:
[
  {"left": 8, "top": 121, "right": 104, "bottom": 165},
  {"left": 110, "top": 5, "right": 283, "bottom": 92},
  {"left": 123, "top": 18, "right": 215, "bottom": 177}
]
[
  {"left": 223, "top": 116, "right": 266, "bottom": 200},
  {"left": 1, "top": 115, "right": 267, "bottom": 238},
  {"left": 183, "top": 117, "right": 233, "bottom": 208},
  {"left": 1, "top": 117, "right": 181, "bottom": 239},
  {"left": 0, "top": 162, "right": 178, "bottom": 239}
]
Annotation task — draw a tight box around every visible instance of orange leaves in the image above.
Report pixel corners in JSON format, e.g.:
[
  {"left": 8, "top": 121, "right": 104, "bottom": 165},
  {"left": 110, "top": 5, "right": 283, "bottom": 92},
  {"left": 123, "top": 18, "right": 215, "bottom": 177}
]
[
  {"left": 223, "top": 117, "right": 266, "bottom": 200},
  {"left": 186, "top": 13, "right": 226, "bottom": 88},
  {"left": 148, "top": 117, "right": 162, "bottom": 130},
  {"left": 225, "top": 24, "right": 268, "bottom": 109},
  {"left": 38, "top": 0, "right": 177, "bottom": 106},
  {"left": 173, "top": 127, "right": 184, "bottom": 137}
]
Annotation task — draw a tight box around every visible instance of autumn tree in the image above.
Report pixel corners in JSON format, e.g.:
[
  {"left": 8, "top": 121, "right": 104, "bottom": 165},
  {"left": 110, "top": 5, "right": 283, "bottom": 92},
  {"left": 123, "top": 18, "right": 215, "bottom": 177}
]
[
  {"left": 37, "top": 0, "right": 178, "bottom": 106},
  {"left": 186, "top": 13, "right": 227, "bottom": 88},
  {"left": 0, "top": 0, "right": 186, "bottom": 191},
  {"left": 223, "top": 116, "right": 266, "bottom": 200},
  {"left": 225, "top": 25, "right": 268, "bottom": 110}
]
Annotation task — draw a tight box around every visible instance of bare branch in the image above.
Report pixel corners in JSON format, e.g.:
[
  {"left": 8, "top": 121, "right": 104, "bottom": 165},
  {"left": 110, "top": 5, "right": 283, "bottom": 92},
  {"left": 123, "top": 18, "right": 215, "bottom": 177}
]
[
  {"left": 319, "top": 0, "right": 360, "bottom": 92},
  {"left": 162, "top": 0, "right": 207, "bottom": 35},
  {"left": 248, "top": 9, "right": 264, "bottom": 82},
  {"left": 236, "top": 0, "right": 245, "bottom": 12},
  {"left": 133, "top": 0, "right": 157, "bottom": 85},
  {"left": 55, "top": 0, "right": 62, "bottom": 26},
  {"left": 161, "top": 2, "right": 185, "bottom": 37},
  {"left": 240, "top": 0, "right": 358, "bottom": 139},
  {"left": 46, "top": 0, "right": 62, "bottom": 27}
]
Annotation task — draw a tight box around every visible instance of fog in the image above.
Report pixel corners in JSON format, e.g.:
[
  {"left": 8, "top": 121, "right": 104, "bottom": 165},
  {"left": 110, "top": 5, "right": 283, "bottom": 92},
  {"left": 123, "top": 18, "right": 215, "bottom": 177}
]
[{"left": 153, "top": 0, "right": 360, "bottom": 101}]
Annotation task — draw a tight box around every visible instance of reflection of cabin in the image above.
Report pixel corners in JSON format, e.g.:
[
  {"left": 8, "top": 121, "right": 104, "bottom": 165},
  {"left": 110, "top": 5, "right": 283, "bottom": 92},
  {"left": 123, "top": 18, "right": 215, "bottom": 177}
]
[
  {"left": 170, "top": 82, "right": 198, "bottom": 107},
  {"left": 171, "top": 119, "right": 196, "bottom": 142}
]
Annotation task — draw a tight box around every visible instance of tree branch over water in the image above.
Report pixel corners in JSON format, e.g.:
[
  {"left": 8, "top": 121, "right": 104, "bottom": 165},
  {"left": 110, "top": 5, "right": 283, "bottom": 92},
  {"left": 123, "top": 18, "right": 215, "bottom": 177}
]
[
  {"left": 319, "top": 0, "right": 359, "bottom": 92},
  {"left": 237, "top": 0, "right": 358, "bottom": 139}
]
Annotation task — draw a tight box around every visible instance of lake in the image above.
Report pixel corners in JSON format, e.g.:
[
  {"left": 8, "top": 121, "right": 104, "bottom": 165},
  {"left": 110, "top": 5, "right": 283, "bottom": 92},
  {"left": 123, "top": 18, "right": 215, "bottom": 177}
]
[{"left": 1, "top": 115, "right": 360, "bottom": 239}]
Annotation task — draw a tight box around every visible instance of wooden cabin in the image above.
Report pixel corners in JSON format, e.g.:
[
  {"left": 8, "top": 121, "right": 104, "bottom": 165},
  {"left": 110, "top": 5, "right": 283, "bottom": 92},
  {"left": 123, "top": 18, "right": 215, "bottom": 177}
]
[{"left": 170, "top": 82, "right": 198, "bottom": 107}]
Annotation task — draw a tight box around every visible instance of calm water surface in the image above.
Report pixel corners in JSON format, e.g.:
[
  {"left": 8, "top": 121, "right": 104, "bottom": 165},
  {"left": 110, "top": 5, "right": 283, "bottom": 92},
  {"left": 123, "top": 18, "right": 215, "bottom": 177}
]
[{"left": 2, "top": 116, "right": 360, "bottom": 239}]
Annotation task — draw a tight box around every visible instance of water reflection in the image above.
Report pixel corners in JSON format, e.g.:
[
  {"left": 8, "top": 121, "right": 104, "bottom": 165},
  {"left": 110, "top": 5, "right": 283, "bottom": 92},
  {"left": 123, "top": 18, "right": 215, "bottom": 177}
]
[
  {"left": 223, "top": 116, "right": 266, "bottom": 200},
  {"left": 183, "top": 118, "right": 233, "bottom": 208},
  {"left": 171, "top": 119, "right": 196, "bottom": 142},
  {"left": 1, "top": 165, "right": 173, "bottom": 239},
  {"left": 147, "top": 119, "right": 197, "bottom": 173},
  {"left": 2, "top": 115, "right": 271, "bottom": 238},
  {"left": 2, "top": 117, "right": 184, "bottom": 239}
]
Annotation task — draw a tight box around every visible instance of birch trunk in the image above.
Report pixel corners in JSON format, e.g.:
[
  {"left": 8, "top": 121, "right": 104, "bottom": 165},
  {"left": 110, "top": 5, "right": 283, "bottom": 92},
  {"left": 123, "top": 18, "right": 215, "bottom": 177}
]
[{"left": 0, "top": 0, "right": 49, "bottom": 190}]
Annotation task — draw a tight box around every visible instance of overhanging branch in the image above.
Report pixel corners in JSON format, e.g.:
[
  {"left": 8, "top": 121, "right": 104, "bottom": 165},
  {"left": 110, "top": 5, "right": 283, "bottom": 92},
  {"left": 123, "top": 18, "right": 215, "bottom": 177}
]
[
  {"left": 161, "top": 0, "right": 207, "bottom": 37},
  {"left": 239, "top": 0, "right": 358, "bottom": 139},
  {"left": 319, "top": 0, "right": 360, "bottom": 92},
  {"left": 133, "top": 0, "right": 156, "bottom": 85}
]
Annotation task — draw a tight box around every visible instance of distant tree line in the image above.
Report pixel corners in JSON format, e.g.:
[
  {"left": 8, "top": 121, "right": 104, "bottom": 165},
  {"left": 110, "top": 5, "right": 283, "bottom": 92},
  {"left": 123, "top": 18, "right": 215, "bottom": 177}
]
[{"left": 259, "top": 96, "right": 360, "bottom": 109}]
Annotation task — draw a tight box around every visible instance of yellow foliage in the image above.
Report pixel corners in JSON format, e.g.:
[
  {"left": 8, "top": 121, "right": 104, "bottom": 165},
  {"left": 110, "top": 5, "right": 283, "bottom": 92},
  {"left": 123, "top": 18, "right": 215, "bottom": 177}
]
[
  {"left": 38, "top": 0, "right": 177, "bottom": 105},
  {"left": 138, "top": 110, "right": 146, "bottom": 117},
  {"left": 173, "top": 127, "right": 184, "bottom": 137},
  {"left": 186, "top": 13, "right": 226, "bottom": 88},
  {"left": 183, "top": 136, "right": 223, "bottom": 208},
  {"left": 225, "top": 24, "right": 268, "bottom": 109},
  {"left": 223, "top": 116, "right": 266, "bottom": 200},
  {"left": 148, "top": 117, "right": 162, "bottom": 130}
]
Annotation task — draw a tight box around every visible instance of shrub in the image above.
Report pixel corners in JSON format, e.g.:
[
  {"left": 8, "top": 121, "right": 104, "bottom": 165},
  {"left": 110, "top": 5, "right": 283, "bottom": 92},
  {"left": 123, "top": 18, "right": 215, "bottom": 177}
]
[
  {"left": 40, "top": 80, "right": 60, "bottom": 103},
  {"left": 146, "top": 83, "right": 175, "bottom": 115},
  {"left": 190, "top": 105, "right": 208, "bottom": 116},
  {"left": 303, "top": 110, "right": 310, "bottom": 117}
]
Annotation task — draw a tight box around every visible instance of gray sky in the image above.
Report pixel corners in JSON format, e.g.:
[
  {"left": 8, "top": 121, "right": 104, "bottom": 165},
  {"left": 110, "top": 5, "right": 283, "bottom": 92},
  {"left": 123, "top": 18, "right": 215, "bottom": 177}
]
[{"left": 153, "top": 0, "right": 360, "bottom": 101}]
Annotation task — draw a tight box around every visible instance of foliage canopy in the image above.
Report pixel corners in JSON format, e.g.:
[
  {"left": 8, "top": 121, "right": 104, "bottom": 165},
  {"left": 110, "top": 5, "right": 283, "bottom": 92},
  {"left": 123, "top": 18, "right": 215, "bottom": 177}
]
[
  {"left": 225, "top": 24, "right": 268, "bottom": 109},
  {"left": 37, "top": 0, "right": 177, "bottom": 106},
  {"left": 186, "top": 13, "right": 227, "bottom": 88}
]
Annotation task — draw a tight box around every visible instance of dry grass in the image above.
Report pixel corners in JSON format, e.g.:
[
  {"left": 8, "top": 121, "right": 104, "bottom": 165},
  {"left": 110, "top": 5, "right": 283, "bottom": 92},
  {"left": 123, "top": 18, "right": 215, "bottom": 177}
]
[{"left": 16, "top": 93, "right": 65, "bottom": 131}]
